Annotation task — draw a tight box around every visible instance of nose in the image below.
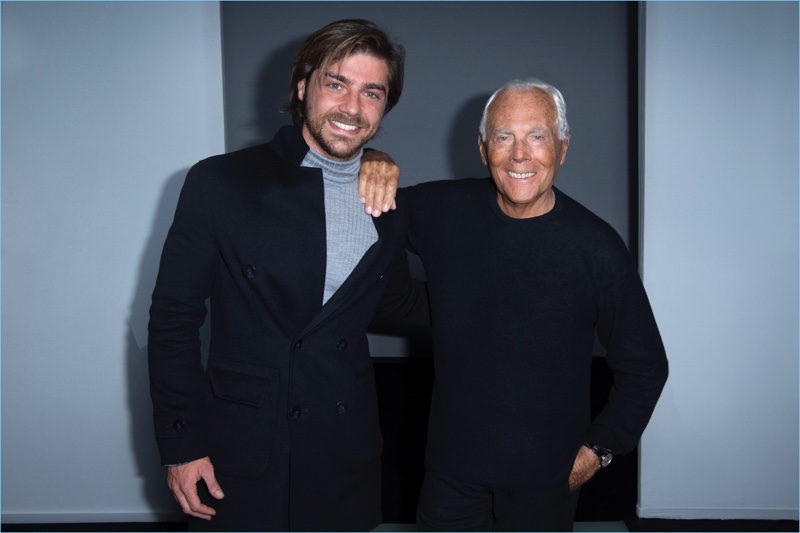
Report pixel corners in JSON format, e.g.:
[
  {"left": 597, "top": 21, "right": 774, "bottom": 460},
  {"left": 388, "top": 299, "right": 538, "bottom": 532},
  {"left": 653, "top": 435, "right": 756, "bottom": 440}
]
[
  {"left": 510, "top": 139, "right": 530, "bottom": 162},
  {"left": 339, "top": 90, "right": 361, "bottom": 116}
]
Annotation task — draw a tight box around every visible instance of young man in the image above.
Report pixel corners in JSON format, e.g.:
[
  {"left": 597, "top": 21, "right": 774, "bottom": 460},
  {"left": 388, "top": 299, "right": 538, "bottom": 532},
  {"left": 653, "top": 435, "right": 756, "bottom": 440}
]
[{"left": 148, "top": 19, "right": 427, "bottom": 531}]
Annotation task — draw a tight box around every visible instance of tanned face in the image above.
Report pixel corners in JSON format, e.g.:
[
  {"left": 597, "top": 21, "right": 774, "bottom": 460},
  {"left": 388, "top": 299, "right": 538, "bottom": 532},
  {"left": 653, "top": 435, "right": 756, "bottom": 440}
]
[
  {"left": 479, "top": 88, "right": 570, "bottom": 219},
  {"left": 298, "top": 53, "right": 390, "bottom": 161}
]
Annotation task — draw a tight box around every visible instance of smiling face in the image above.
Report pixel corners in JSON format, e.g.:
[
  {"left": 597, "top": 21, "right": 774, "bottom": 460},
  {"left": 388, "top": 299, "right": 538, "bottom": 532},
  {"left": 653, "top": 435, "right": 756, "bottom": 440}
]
[
  {"left": 297, "top": 53, "right": 389, "bottom": 161},
  {"left": 479, "top": 87, "right": 570, "bottom": 219}
]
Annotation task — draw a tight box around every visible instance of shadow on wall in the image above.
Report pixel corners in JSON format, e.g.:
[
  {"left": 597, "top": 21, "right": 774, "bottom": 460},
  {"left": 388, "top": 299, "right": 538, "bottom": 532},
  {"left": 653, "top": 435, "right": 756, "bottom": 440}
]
[
  {"left": 126, "top": 168, "right": 204, "bottom": 519},
  {"left": 446, "top": 92, "right": 491, "bottom": 181},
  {"left": 236, "top": 37, "right": 304, "bottom": 151}
]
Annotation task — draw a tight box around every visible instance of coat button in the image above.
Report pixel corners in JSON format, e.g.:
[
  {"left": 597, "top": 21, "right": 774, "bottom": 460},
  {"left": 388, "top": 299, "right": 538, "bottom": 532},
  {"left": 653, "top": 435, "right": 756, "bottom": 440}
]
[
  {"left": 336, "top": 401, "right": 348, "bottom": 415},
  {"left": 289, "top": 406, "right": 303, "bottom": 419},
  {"left": 242, "top": 264, "right": 256, "bottom": 280},
  {"left": 336, "top": 339, "right": 347, "bottom": 352},
  {"left": 294, "top": 339, "right": 302, "bottom": 350},
  {"left": 173, "top": 420, "right": 186, "bottom": 434}
]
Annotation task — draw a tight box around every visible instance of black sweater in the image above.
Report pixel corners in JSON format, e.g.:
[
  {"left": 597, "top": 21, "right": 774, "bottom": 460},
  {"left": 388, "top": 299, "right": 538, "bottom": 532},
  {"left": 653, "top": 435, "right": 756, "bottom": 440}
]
[{"left": 404, "top": 178, "right": 668, "bottom": 492}]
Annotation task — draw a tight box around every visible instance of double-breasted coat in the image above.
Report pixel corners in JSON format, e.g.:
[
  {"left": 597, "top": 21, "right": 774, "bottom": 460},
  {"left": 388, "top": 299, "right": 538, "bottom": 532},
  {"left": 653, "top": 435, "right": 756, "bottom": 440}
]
[{"left": 148, "top": 126, "right": 427, "bottom": 531}]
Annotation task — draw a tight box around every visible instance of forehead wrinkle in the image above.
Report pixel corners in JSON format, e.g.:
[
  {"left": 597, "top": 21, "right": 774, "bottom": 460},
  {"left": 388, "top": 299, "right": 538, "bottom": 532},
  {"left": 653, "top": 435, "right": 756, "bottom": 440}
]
[
  {"left": 527, "top": 126, "right": 551, "bottom": 136},
  {"left": 488, "top": 125, "right": 550, "bottom": 137}
]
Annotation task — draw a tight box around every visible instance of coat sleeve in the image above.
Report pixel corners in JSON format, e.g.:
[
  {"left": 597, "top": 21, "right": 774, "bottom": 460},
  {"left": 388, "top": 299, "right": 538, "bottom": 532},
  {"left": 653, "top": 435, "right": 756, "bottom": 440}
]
[
  {"left": 148, "top": 162, "right": 219, "bottom": 465},
  {"left": 369, "top": 188, "right": 431, "bottom": 336},
  {"left": 587, "top": 239, "right": 669, "bottom": 455},
  {"left": 369, "top": 246, "right": 431, "bottom": 336}
]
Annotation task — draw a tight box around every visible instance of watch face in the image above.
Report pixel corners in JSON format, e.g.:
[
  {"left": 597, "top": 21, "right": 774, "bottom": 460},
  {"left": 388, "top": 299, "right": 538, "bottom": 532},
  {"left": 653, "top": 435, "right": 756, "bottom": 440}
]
[{"left": 601, "top": 454, "right": 612, "bottom": 467}]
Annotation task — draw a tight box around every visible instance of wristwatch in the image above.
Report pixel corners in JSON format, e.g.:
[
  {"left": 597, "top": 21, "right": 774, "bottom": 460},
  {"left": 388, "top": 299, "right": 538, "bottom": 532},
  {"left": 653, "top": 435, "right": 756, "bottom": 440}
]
[{"left": 585, "top": 443, "right": 613, "bottom": 468}]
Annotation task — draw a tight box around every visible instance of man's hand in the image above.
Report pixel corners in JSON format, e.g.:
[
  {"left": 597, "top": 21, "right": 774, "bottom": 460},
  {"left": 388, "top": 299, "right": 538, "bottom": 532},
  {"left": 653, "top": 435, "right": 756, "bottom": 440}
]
[
  {"left": 167, "top": 456, "right": 224, "bottom": 520},
  {"left": 568, "top": 445, "right": 601, "bottom": 492},
  {"left": 359, "top": 150, "right": 399, "bottom": 217}
]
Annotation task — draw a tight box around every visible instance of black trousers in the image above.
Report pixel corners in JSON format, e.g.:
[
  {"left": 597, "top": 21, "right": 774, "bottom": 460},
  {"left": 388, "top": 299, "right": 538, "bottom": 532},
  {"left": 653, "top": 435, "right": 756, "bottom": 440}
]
[{"left": 416, "top": 469, "right": 579, "bottom": 532}]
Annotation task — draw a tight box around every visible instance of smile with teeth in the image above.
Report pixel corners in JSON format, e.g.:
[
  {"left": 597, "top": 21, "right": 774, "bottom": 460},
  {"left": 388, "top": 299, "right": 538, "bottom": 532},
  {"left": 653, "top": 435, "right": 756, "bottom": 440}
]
[
  {"left": 330, "top": 120, "right": 362, "bottom": 132},
  {"left": 508, "top": 171, "right": 535, "bottom": 179}
]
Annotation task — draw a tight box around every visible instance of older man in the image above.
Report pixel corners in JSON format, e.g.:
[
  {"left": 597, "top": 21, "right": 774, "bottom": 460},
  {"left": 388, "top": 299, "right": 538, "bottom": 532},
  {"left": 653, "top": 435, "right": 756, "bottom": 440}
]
[
  {"left": 148, "top": 19, "right": 427, "bottom": 532},
  {"left": 371, "top": 78, "right": 668, "bottom": 530}
]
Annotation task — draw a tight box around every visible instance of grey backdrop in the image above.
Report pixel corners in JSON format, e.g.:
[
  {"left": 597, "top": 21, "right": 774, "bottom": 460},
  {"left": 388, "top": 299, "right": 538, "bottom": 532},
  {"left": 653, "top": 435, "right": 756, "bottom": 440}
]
[
  {"left": 220, "top": 2, "right": 637, "bottom": 356},
  {"left": 221, "top": 1, "right": 635, "bottom": 242}
]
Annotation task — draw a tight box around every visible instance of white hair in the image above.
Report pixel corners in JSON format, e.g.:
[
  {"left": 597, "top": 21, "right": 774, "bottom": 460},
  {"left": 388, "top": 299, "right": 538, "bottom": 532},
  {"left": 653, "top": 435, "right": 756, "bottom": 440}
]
[{"left": 478, "top": 78, "right": 570, "bottom": 141}]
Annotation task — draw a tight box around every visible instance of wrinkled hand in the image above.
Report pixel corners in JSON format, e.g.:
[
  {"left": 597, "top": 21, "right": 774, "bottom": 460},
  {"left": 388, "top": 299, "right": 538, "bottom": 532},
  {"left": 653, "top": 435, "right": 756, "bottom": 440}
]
[
  {"left": 568, "top": 445, "right": 601, "bottom": 492},
  {"left": 167, "top": 456, "right": 224, "bottom": 520},
  {"left": 359, "top": 150, "right": 399, "bottom": 217}
]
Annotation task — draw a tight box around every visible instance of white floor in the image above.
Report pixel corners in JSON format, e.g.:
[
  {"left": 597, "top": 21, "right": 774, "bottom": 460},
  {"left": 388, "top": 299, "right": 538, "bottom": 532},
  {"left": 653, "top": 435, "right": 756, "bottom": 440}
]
[{"left": 374, "top": 522, "right": 628, "bottom": 532}]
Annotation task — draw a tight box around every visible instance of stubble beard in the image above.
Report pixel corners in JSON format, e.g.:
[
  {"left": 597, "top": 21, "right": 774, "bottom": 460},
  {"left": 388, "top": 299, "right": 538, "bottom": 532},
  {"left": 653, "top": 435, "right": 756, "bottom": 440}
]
[{"left": 304, "top": 112, "right": 378, "bottom": 160}]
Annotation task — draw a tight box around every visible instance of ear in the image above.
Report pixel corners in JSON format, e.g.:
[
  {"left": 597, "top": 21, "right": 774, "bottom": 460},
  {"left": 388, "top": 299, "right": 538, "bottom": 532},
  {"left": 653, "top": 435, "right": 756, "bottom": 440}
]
[
  {"left": 559, "top": 135, "right": 570, "bottom": 164},
  {"left": 297, "top": 78, "right": 306, "bottom": 102},
  {"left": 478, "top": 135, "right": 488, "bottom": 166}
]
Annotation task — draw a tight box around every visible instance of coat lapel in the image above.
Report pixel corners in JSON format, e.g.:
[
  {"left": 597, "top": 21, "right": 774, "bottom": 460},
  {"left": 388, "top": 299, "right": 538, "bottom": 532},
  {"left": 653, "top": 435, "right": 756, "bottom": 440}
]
[{"left": 299, "top": 213, "right": 393, "bottom": 337}]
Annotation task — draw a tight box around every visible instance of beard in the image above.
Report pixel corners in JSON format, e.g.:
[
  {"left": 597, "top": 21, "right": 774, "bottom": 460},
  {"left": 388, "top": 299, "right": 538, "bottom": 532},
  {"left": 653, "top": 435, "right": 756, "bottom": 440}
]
[{"left": 303, "top": 112, "right": 378, "bottom": 160}]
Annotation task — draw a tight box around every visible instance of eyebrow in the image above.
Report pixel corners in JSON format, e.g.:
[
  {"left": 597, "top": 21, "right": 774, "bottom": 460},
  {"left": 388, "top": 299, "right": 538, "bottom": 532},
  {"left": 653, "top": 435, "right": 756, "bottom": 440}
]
[{"left": 324, "top": 71, "right": 386, "bottom": 94}]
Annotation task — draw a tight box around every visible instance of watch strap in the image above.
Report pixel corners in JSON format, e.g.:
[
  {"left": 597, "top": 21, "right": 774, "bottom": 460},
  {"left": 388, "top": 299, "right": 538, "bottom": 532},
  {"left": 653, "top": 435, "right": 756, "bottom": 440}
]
[{"left": 584, "top": 442, "right": 613, "bottom": 468}]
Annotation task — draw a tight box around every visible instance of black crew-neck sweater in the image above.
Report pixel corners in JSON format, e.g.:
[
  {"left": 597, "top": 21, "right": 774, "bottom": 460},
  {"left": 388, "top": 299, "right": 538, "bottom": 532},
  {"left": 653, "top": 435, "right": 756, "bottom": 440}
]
[{"left": 402, "top": 178, "right": 668, "bottom": 492}]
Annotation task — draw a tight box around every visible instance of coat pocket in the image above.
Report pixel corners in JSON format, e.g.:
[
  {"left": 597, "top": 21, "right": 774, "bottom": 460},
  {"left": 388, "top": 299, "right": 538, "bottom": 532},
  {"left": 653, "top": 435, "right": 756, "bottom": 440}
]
[
  {"left": 208, "top": 358, "right": 275, "bottom": 406},
  {"left": 205, "top": 358, "right": 280, "bottom": 478}
]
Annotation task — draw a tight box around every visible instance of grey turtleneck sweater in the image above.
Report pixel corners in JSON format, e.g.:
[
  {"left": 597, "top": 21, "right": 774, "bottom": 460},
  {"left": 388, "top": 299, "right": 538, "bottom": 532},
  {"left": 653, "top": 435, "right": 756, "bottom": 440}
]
[{"left": 301, "top": 148, "right": 378, "bottom": 304}]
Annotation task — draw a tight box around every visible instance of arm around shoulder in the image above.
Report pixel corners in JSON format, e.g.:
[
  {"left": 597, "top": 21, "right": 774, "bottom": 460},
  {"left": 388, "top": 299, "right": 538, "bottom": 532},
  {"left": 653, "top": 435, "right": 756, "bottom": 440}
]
[{"left": 359, "top": 149, "right": 399, "bottom": 217}]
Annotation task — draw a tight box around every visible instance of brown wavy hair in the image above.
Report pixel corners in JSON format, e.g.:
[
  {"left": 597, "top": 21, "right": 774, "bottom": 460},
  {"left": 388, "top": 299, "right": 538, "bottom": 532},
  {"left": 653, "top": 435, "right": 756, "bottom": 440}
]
[{"left": 283, "top": 19, "right": 405, "bottom": 126}]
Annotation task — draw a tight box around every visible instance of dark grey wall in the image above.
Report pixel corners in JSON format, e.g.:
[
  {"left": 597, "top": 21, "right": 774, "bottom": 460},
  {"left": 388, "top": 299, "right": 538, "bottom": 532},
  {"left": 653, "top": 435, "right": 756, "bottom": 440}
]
[
  {"left": 221, "top": 1, "right": 635, "bottom": 239},
  {"left": 220, "top": 2, "right": 635, "bottom": 355}
]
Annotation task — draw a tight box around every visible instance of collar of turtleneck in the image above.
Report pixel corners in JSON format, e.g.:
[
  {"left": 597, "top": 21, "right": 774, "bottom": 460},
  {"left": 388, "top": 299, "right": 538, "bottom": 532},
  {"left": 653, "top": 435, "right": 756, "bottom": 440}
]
[{"left": 301, "top": 147, "right": 364, "bottom": 183}]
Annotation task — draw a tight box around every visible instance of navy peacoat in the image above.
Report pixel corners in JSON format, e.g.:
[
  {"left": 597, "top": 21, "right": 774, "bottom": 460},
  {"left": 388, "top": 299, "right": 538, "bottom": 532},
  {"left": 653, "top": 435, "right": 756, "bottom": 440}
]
[{"left": 148, "top": 126, "right": 427, "bottom": 530}]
